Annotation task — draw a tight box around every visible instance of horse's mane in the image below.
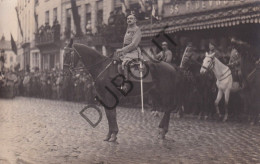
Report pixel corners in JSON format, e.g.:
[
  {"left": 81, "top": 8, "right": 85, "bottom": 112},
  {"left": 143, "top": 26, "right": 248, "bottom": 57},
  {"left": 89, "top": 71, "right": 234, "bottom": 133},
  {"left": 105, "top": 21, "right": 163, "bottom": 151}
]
[
  {"left": 72, "top": 43, "right": 107, "bottom": 61},
  {"left": 214, "top": 56, "right": 228, "bottom": 69}
]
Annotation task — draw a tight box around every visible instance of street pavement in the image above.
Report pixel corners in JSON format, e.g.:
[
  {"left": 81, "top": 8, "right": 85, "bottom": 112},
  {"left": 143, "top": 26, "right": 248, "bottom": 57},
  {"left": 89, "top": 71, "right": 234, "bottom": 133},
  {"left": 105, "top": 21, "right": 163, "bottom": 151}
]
[{"left": 0, "top": 97, "right": 259, "bottom": 164}]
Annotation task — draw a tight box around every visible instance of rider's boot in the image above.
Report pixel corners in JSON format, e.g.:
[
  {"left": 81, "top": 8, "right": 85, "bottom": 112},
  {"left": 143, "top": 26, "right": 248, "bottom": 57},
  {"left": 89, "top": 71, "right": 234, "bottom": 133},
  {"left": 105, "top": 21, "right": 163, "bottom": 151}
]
[{"left": 121, "top": 66, "right": 130, "bottom": 92}]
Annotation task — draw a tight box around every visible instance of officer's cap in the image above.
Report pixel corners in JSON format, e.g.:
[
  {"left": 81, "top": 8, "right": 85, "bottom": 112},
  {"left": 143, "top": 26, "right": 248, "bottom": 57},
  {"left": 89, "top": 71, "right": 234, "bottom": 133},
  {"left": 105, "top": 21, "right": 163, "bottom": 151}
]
[{"left": 162, "top": 42, "right": 168, "bottom": 46}]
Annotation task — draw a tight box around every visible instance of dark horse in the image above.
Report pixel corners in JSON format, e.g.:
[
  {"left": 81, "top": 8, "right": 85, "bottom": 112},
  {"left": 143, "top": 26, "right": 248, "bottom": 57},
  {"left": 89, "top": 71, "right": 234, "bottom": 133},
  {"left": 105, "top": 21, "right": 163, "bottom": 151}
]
[{"left": 63, "top": 41, "right": 180, "bottom": 142}]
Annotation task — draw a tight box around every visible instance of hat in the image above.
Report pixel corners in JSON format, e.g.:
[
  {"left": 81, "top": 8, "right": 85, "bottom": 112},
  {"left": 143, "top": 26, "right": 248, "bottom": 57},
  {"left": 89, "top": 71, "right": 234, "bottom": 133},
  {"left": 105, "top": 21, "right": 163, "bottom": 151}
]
[{"left": 162, "top": 42, "right": 168, "bottom": 45}]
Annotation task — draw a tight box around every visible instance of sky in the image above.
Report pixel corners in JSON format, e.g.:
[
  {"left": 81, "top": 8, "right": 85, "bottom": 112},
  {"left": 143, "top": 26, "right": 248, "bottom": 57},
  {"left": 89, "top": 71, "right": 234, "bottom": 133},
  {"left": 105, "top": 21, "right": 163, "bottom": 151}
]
[{"left": 0, "top": 0, "right": 17, "bottom": 41}]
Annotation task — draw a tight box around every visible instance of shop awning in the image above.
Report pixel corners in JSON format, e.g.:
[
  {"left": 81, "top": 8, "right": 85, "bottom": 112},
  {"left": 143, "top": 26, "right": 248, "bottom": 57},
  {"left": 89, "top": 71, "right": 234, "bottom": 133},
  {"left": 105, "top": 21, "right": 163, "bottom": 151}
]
[{"left": 140, "top": 1, "right": 260, "bottom": 37}]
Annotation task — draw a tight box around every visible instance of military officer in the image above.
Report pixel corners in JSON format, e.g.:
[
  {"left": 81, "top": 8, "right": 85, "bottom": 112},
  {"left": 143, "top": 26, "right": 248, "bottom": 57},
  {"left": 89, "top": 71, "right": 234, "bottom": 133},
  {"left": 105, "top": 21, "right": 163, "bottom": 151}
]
[
  {"left": 116, "top": 14, "right": 142, "bottom": 91},
  {"left": 155, "top": 42, "right": 173, "bottom": 64},
  {"left": 228, "top": 38, "right": 243, "bottom": 87}
]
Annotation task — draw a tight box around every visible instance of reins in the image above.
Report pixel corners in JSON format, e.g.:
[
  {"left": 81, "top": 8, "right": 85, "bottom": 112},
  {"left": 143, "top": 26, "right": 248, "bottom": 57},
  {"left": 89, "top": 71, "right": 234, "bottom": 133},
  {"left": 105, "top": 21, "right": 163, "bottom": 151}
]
[
  {"left": 206, "top": 56, "right": 231, "bottom": 81},
  {"left": 64, "top": 47, "right": 114, "bottom": 83}
]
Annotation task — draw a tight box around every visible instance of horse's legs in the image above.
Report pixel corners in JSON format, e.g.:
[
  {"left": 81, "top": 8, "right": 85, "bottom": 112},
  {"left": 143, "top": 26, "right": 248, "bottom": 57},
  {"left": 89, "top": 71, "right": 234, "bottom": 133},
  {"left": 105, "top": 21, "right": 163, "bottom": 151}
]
[
  {"left": 215, "top": 90, "right": 223, "bottom": 118},
  {"left": 223, "top": 90, "right": 230, "bottom": 122},
  {"left": 104, "top": 108, "right": 118, "bottom": 142},
  {"left": 158, "top": 110, "right": 171, "bottom": 139}
]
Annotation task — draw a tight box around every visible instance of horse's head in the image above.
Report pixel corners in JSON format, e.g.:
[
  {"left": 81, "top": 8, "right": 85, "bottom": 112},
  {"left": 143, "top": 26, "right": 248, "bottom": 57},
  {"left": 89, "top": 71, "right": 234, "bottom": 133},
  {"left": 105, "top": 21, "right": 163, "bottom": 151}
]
[
  {"left": 63, "top": 40, "right": 108, "bottom": 79},
  {"left": 63, "top": 39, "right": 80, "bottom": 76},
  {"left": 200, "top": 52, "right": 215, "bottom": 74}
]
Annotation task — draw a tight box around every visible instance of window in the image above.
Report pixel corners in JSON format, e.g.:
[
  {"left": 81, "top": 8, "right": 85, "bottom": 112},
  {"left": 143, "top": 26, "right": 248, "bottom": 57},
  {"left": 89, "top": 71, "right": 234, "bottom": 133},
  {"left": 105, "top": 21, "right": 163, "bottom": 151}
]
[
  {"left": 97, "top": 10, "right": 103, "bottom": 26},
  {"left": 35, "top": 0, "right": 39, "bottom": 5},
  {"left": 53, "top": 8, "right": 57, "bottom": 22},
  {"left": 45, "top": 10, "right": 49, "bottom": 23},
  {"left": 97, "top": 1, "right": 103, "bottom": 26},
  {"left": 85, "top": 4, "right": 91, "bottom": 28},
  {"left": 10, "top": 56, "right": 13, "bottom": 62},
  {"left": 33, "top": 53, "right": 39, "bottom": 68},
  {"left": 50, "top": 54, "right": 55, "bottom": 69},
  {"left": 77, "top": 6, "right": 81, "bottom": 27},
  {"left": 66, "top": 9, "right": 71, "bottom": 38}
]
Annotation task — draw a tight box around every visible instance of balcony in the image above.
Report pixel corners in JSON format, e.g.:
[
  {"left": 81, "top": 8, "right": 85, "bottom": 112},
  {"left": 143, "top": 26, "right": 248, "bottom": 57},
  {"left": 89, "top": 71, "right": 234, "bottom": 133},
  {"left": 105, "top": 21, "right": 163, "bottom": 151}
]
[
  {"left": 74, "top": 35, "right": 105, "bottom": 46},
  {"left": 35, "top": 25, "right": 60, "bottom": 48}
]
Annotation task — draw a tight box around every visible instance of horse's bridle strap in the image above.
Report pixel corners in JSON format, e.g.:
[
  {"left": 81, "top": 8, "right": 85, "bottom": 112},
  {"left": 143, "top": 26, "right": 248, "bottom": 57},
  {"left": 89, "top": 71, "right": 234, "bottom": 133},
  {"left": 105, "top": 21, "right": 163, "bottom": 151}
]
[
  {"left": 94, "top": 61, "right": 113, "bottom": 83},
  {"left": 218, "top": 70, "right": 231, "bottom": 81}
]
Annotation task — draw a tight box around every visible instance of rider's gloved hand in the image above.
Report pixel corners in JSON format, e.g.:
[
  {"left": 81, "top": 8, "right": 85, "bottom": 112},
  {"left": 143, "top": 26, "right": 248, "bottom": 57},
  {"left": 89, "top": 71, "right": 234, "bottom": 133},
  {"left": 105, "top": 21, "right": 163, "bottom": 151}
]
[{"left": 116, "top": 49, "right": 124, "bottom": 57}]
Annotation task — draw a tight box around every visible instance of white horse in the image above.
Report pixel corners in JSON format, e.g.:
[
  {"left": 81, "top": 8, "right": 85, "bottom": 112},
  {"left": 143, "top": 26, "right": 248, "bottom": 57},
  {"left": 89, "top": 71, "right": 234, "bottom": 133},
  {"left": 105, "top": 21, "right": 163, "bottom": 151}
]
[{"left": 200, "top": 52, "right": 242, "bottom": 121}]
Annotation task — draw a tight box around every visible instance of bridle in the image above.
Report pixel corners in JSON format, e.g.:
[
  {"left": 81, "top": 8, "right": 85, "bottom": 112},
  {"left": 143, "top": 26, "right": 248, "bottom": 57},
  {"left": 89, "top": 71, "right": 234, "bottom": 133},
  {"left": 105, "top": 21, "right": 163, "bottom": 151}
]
[
  {"left": 63, "top": 47, "right": 76, "bottom": 74},
  {"left": 63, "top": 47, "right": 113, "bottom": 82},
  {"left": 204, "top": 56, "right": 215, "bottom": 72},
  {"left": 203, "top": 55, "right": 231, "bottom": 81}
]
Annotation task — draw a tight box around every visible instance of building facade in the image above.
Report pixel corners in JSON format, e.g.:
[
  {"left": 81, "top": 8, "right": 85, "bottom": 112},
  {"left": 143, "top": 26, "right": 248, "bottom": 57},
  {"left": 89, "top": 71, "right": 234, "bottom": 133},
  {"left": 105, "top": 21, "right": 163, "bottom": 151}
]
[
  {"left": 16, "top": 0, "right": 134, "bottom": 71},
  {"left": 16, "top": 0, "right": 260, "bottom": 71},
  {"left": 0, "top": 35, "right": 17, "bottom": 70}
]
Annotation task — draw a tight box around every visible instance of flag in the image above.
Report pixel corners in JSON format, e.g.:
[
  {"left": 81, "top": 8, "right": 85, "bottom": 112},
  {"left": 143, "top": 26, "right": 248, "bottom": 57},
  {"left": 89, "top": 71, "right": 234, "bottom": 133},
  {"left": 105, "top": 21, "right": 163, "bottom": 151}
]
[
  {"left": 120, "top": 0, "right": 127, "bottom": 9},
  {"left": 15, "top": 7, "right": 23, "bottom": 37},
  {"left": 152, "top": 2, "right": 159, "bottom": 20},
  {"left": 10, "top": 34, "right": 17, "bottom": 55},
  {"left": 138, "top": 0, "right": 146, "bottom": 12},
  {"left": 34, "top": 2, "right": 38, "bottom": 30},
  {"left": 70, "top": 0, "right": 82, "bottom": 37}
]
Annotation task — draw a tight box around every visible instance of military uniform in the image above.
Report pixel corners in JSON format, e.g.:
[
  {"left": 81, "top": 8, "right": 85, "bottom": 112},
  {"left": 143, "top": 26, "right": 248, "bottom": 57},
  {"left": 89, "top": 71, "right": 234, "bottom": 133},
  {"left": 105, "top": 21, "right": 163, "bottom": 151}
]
[
  {"left": 120, "top": 25, "right": 142, "bottom": 67},
  {"left": 229, "top": 48, "right": 242, "bottom": 86},
  {"left": 156, "top": 49, "right": 173, "bottom": 63},
  {"left": 180, "top": 43, "right": 196, "bottom": 84},
  {"left": 180, "top": 44, "right": 195, "bottom": 70}
]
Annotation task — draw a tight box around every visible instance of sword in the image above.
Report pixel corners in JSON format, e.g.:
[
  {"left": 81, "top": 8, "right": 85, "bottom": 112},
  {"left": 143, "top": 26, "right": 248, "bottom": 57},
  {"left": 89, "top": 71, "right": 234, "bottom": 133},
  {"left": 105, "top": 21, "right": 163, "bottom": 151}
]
[{"left": 140, "top": 59, "right": 144, "bottom": 113}]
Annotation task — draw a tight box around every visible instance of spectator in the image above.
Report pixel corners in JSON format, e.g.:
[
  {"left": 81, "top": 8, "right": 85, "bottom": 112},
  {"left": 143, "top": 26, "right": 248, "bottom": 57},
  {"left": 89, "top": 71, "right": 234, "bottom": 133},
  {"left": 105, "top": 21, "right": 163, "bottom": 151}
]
[
  {"left": 23, "top": 72, "right": 31, "bottom": 96},
  {"left": 56, "top": 72, "right": 63, "bottom": 100}
]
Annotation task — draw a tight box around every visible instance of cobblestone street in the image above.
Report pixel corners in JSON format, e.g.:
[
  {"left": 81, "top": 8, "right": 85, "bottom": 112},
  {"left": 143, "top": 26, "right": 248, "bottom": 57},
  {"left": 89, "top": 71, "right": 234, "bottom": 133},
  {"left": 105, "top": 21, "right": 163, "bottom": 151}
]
[{"left": 0, "top": 97, "right": 259, "bottom": 164}]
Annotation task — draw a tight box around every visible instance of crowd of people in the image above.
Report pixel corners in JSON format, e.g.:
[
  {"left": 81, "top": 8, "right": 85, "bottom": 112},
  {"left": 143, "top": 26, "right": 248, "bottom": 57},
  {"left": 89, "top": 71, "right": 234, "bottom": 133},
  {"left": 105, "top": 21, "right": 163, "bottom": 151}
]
[{"left": 1, "top": 68, "right": 95, "bottom": 103}]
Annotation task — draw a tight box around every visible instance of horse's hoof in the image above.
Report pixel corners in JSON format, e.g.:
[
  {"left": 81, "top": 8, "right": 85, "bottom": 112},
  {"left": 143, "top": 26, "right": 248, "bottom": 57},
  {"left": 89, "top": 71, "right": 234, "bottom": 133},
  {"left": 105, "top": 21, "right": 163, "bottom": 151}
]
[
  {"left": 109, "top": 133, "right": 117, "bottom": 142},
  {"left": 103, "top": 132, "right": 112, "bottom": 141},
  {"left": 250, "top": 121, "right": 255, "bottom": 126},
  {"left": 104, "top": 136, "right": 111, "bottom": 141},
  {"left": 204, "top": 116, "right": 208, "bottom": 120},
  {"left": 154, "top": 111, "right": 159, "bottom": 117},
  {"left": 198, "top": 115, "right": 201, "bottom": 120},
  {"left": 158, "top": 133, "right": 166, "bottom": 140},
  {"left": 223, "top": 117, "right": 228, "bottom": 122},
  {"left": 158, "top": 129, "right": 166, "bottom": 140}
]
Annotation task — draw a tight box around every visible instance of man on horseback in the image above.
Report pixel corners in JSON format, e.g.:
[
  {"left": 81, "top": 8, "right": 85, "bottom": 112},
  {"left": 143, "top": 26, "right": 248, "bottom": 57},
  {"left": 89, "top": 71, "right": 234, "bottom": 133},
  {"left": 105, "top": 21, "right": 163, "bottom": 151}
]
[
  {"left": 208, "top": 41, "right": 222, "bottom": 59},
  {"left": 180, "top": 42, "right": 195, "bottom": 70},
  {"left": 155, "top": 42, "right": 173, "bottom": 64},
  {"left": 228, "top": 38, "right": 244, "bottom": 87},
  {"left": 116, "top": 14, "right": 142, "bottom": 91}
]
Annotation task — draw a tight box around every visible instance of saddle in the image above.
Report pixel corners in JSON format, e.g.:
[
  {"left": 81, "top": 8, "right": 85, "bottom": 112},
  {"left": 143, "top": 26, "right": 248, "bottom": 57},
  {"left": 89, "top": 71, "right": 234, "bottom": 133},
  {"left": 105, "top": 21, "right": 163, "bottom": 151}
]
[
  {"left": 231, "top": 69, "right": 239, "bottom": 82},
  {"left": 108, "top": 59, "right": 153, "bottom": 83}
]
